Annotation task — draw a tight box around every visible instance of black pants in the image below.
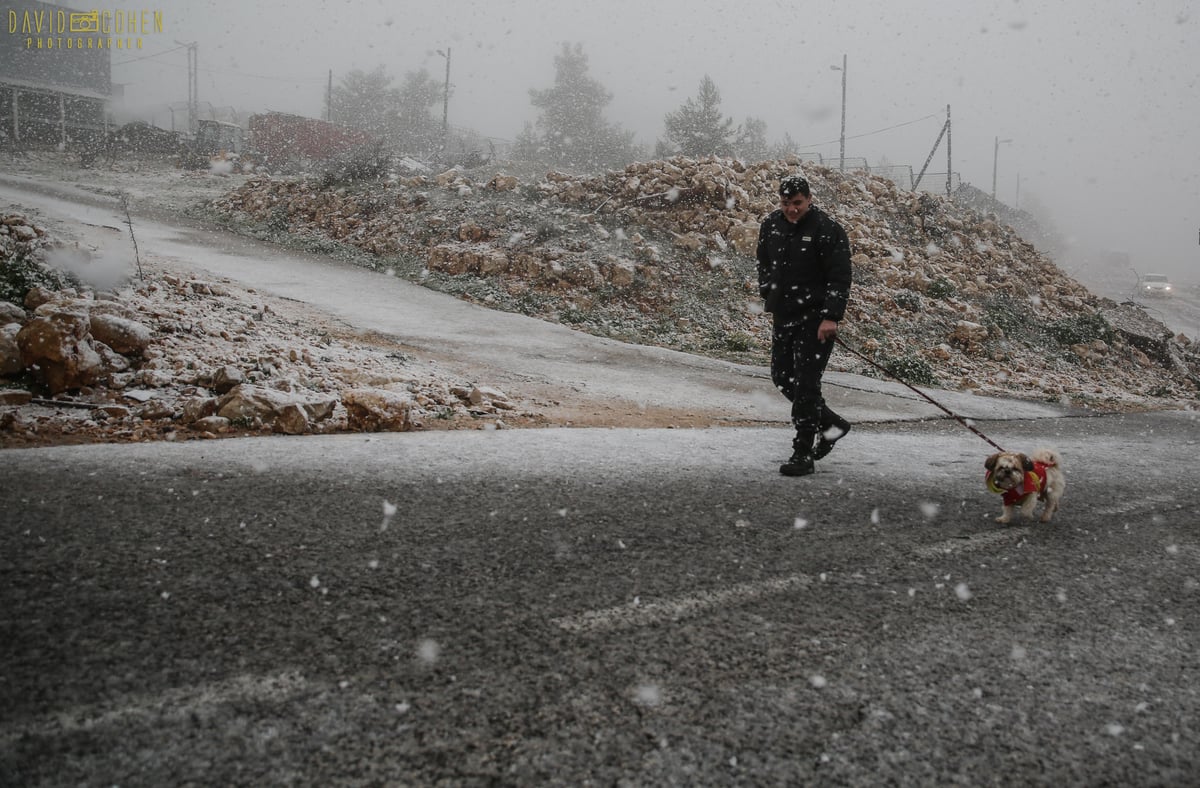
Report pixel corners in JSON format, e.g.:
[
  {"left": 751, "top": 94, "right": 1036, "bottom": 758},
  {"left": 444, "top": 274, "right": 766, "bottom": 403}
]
[{"left": 770, "top": 315, "right": 842, "bottom": 438}]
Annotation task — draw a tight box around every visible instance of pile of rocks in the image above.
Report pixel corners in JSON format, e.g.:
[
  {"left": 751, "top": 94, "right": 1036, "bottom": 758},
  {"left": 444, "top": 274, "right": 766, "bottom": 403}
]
[
  {"left": 208, "top": 155, "right": 1200, "bottom": 410},
  {"left": 1, "top": 214, "right": 536, "bottom": 446}
]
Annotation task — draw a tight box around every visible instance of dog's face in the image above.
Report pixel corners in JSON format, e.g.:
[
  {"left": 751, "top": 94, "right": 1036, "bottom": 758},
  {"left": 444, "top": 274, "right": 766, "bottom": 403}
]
[{"left": 985, "top": 452, "right": 1034, "bottom": 491}]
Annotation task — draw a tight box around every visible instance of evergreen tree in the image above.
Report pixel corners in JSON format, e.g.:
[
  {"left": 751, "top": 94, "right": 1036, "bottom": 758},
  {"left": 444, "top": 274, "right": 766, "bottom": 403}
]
[
  {"left": 396, "top": 68, "right": 444, "bottom": 155},
  {"left": 734, "top": 116, "right": 769, "bottom": 162},
  {"left": 329, "top": 66, "right": 401, "bottom": 139},
  {"left": 516, "top": 43, "right": 641, "bottom": 171},
  {"left": 769, "top": 131, "right": 800, "bottom": 159},
  {"left": 659, "top": 75, "right": 737, "bottom": 158}
]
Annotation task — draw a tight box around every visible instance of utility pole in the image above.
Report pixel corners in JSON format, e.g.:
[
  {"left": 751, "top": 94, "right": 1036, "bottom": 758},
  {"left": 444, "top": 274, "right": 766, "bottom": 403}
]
[
  {"left": 326, "top": 69, "right": 333, "bottom": 122},
  {"left": 945, "top": 104, "right": 952, "bottom": 197},
  {"left": 175, "top": 40, "right": 198, "bottom": 136},
  {"left": 437, "top": 47, "right": 451, "bottom": 148},
  {"left": 838, "top": 54, "right": 846, "bottom": 170},
  {"left": 992, "top": 136, "right": 1013, "bottom": 202}
]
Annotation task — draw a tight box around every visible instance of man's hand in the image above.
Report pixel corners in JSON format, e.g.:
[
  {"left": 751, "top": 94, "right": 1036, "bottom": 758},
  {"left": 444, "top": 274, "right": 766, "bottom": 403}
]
[{"left": 817, "top": 319, "right": 839, "bottom": 343}]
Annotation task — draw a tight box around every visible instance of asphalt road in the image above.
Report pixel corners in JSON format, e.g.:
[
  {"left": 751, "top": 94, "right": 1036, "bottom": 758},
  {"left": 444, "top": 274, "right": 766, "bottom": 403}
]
[
  {"left": 3, "top": 172, "right": 1199, "bottom": 785},
  {"left": 3, "top": 412, "right": 1199, "bottom": 786}
]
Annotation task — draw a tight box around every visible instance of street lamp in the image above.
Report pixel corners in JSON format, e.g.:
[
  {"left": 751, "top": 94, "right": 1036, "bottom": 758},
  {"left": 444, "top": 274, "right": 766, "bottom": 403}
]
[
  {"left": 436, "top": 47, "right": 451, "bottom": 147},
  {"left": 830, "top": 55, "right": 847, "bottom": 170},
  {"left": 992, "top": 136, "right": 1012, "bottom": 202}
]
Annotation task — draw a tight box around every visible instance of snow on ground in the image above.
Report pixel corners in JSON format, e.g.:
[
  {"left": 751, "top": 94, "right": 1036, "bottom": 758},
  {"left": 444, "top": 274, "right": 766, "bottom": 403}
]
[{"left": 1, "top": 151, "right": 1197, "bottom": 449}]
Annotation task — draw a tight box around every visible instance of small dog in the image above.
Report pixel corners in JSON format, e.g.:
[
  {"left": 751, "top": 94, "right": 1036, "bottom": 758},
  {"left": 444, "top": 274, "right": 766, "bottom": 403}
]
[{"left": 984, "top": 448, "right": 1065, "bottom": 523}]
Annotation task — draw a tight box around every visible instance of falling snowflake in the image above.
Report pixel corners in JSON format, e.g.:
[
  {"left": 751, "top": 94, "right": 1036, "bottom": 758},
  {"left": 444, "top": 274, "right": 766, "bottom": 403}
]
[
  {"left": 633, "top": 683, "right": 662, "bottom": 707},
  {"left": 416, "top": 639, "right": 440, "bottom": 665},
  {"left": 793, "top": 517, "right": 809, "bottom": 530},
  {"left": 810, "top": 675, "right": 827, "bottom": 688},
  {"left": 1105, "top": 723, "right": 1125, "bottom": 736},
  {"left": 955, "top": 583, "right": 972, "bottom": 601},
  {"left": 381, "top": 499, "right": 397, "bottom": 531},
  {"left": 870, "top": 508, "right": 881, "bottom": 525},
  {"left": 920, "top": 501, "right": 941, "bottom": 520},
  {"left": 309, "top": 575, "right": 320, "bottom": 589}
]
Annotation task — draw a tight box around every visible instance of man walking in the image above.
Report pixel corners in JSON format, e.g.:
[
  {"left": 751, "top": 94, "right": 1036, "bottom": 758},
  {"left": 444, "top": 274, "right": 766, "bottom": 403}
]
[{"left": 756, "top": 174, "right": 853, "bottom": 476}]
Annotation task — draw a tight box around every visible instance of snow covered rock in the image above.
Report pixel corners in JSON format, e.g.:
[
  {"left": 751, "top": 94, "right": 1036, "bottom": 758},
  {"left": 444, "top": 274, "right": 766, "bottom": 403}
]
[
  {"left": 16, "top": 310, "right": 104, "bottom": 394},
  {"left": 216, "top": 383, "right": 337, "bottom": 432},
  {"left": 341, "top": 387, "right": 413, "bottom": 432},
  {"left": 89, "top": 313, "right": 153, "bottom": 356}
]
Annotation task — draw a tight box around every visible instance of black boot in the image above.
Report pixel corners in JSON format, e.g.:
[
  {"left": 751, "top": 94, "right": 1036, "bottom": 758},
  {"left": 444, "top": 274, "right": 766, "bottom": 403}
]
[
  {"left": 780, "top": 432, "right": 815, "bottom": 477},
  {"left": 814, "top": 416, "right": 851, "bottom": 461}
]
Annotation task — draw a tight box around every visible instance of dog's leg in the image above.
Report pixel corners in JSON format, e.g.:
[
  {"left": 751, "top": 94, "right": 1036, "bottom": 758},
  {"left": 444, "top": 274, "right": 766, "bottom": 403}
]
[
  {"left": 1019, "top": 494, "right": 1038, "bottom": 521},
  {"left": 996, "top": 504, "right": 1015, "bottom": 524},
  {"left": 1040, "top": 497, "right": 1059, "bottom": 522}
]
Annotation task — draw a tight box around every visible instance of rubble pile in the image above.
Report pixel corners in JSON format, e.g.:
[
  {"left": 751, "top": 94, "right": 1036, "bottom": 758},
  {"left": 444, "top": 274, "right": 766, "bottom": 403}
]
[
  {"left": 4, "top": 152, "right": 1198, "bottom": 448},
  {"left": 1, "top": 214, "right": 537, "bottom": 446},
  {"left": 208, "top": 155, "right": 1200, "bottom": 410}
]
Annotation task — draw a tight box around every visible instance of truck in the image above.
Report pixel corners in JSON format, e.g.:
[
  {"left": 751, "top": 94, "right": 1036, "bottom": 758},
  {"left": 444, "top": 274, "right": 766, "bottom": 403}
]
[
  {"left": 247, "top": 111, "right": 377, "bottom": 169},
  {"left": 180, "top": 112, "right": 378, "bottom": 171}
]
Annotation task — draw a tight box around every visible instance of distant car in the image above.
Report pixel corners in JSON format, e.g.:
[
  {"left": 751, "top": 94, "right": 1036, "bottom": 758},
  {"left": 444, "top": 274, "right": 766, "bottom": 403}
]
[{"left": 1139, "top": 274, "right": 1173, "bottom": 297}]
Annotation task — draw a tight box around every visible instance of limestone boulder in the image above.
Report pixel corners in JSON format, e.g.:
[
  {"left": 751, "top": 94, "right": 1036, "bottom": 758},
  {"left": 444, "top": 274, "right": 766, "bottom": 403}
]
[
  {"left": 216, "top": 383, "right": 337, "bottom": 433},
  {"left": 0, "top": 301, "right": 25, "bottom": 325},
  {"left": 341, "top": 387, "right": 414, "bottom": 432},
  {"left": 0, "top": 323, "right": 22, "bottom": 376},
  {"left": 89, "top": 313, "right": 153, "bottom": 356},
  {"left": 16, "top": 310, "right": 103, "bottom": 393}
]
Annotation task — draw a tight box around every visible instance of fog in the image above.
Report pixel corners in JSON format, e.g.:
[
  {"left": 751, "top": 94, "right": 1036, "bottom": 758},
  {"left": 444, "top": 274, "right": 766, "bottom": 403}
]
[{"left": 100, "top": 0, "right": 1197, "bottom": 282}]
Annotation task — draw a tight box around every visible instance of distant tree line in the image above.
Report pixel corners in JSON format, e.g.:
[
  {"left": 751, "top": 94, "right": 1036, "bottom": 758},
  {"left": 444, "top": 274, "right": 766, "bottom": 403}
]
[{"left": 328, "top": 42, "right": 804, "bottom": 172}]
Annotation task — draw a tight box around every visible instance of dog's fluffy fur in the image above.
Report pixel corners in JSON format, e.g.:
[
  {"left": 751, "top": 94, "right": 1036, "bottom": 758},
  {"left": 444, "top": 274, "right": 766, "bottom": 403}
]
[{"left": 984, "top": 448, "right": 1065, "bottom": 523}]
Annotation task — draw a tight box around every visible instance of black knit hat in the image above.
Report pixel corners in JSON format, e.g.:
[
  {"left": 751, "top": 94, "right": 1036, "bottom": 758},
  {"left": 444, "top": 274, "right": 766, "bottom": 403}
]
[{"left": 779, "top": 174, "right": 811, "bottom": 198}]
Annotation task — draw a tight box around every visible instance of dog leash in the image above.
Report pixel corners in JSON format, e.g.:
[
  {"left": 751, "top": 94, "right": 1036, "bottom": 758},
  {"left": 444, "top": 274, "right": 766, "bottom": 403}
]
[{"left": 834, "top": 336, "right": 1007, "bottom": 453}]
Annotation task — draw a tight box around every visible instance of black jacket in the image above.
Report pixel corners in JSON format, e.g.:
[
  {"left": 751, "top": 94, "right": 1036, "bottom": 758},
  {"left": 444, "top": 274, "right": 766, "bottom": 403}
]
[{"left": 756, "top": 205, "right": 852, "bottom": 324}]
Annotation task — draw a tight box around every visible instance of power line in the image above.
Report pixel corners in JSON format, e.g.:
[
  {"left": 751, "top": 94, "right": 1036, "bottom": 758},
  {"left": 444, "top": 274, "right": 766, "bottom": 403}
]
[
  {"left": 198, "top": 65, "right": 326, "bottom": 85},
  {"left": 113, "top": 51, "right": 324, "bottom": 86},
  {"left": 799, "top": 112, "right": 942, "bottom": 149},
  {"left": 112, "top": 44, "right": 186, "bottom": 66}
]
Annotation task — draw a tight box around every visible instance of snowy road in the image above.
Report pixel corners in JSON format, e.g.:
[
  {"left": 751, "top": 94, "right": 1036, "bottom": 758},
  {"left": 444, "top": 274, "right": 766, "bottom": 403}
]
[{"left": 3, "top": 413, "right": 1199, "bottom": 784}]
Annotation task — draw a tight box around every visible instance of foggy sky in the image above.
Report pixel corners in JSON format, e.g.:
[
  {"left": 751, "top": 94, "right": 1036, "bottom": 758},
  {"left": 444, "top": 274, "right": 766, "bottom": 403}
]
[{"left": 91, "top": 0, "right": 1198, "bottom": 280}]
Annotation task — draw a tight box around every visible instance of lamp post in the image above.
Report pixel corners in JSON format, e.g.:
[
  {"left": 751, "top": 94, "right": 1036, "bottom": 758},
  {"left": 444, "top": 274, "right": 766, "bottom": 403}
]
[
  {"left": 436, "top": 47, "right": 451, "bottom": 147},
  {"left": 830, "top": 55, "right": 847, "bottom": 170},
  {"left": 992, "top": 136, "right": 1012, "bottom": 202}
]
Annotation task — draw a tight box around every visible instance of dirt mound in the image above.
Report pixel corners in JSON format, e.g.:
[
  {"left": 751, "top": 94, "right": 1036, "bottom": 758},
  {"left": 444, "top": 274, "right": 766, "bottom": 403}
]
[{"left": 207, "top": 155, "right": 1200, "bottom": 411}]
